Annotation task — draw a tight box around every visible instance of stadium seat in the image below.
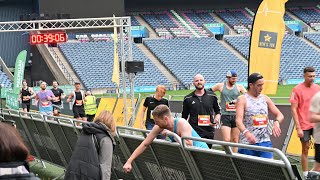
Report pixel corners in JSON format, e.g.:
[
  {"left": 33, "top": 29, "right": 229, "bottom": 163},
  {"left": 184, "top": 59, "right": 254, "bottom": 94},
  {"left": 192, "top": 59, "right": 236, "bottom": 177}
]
[
  {"left": 59, "top": 41, "right": 171, "bottom": 90},
  {"left": 144, "top": 38, "right": 248, "bottom": 86},
  {"left": 224, "top": 34, "right": 320, "bottom": 81},
  {"left": 304, "top": 33, "right": 320, "bottom": 47},
  {"left": 289, "top": 7, "right": 320, "bottom": 31}
]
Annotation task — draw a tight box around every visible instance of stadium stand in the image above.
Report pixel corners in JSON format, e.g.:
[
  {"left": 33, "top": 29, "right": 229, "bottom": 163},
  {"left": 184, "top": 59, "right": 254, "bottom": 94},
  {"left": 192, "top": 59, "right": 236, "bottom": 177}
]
[
  {"left": 289, "top": 7, "right": 320, "bottom": 31},
  {"left": 0, "top": 5, "right": 31, "bottom": 67},
  {"left": 304, "top": 33, "right": 320, "bottom": 47},
  {"left": 140, "top": 11, "right": 194, "bottom": 38},
  {"left": 144, "top": 38, "right": 248, "bottom": 87},
  {"left": 131, "top": 16, "right": 141, "bottom": 26},
  {"left": 179, "top": 10, "right": 216, "bottom": 37},
  {"left": 284, "top": 13, "right": 295, "bottom": 21},
  {"left": 215, "top": 9, "right": 253, "bottom": 34},
  {"left": 59, "top": 41, "right": 171, "bottom": 89},
  {"left": 0, "top": 70, "right": 13, "bottom": 88},
  {"left": 224, "top": 34, "right": 320, "bottom": 81}
]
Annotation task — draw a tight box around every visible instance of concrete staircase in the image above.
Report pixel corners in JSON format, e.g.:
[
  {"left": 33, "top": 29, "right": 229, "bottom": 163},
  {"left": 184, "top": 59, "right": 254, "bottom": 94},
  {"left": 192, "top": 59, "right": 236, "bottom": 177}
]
[
  {"left": 170, "top": 10, "right": 200, "bottom": 38},
  {"left": 136, "top": 43, "right": 181, "bottom": 88},
  {"left": 36, "top": 44, "right": 69, "bottom": 85},
  {"left": 210, "top": 13, "right": 237, "bottom": 35},
  {"left": 219, "top": 38, "right": 248, "bottom": 65},
  {"left": 49, "top": 47, "right": 83, "bottom": 87},
  {"left": 134, "top": 16, "right": 158, "bottom": 39},
  {"left": 300, "top": 37, "right": 320, "bottom": 52},
  {"left": 286, "top": 11, "right": 316, "bottom": 32}
]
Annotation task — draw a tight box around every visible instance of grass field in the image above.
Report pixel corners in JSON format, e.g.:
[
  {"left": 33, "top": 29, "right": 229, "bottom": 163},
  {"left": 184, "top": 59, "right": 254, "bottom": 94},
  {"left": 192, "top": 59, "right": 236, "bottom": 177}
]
[
  {"left": 97, "top": 84, "right": 296, "bottom": 102},
  {"left": 29, "top": 84, "right": 309, "bottom": 179}
]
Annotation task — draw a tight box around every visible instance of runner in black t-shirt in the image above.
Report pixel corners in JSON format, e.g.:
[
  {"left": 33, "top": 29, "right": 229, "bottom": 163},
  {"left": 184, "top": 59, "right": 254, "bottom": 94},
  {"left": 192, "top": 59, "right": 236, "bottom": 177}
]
[
  {"left": 18, "top": 80, "right": 35, "bottom": 112},
  {"left": 51, "top": 81, "right": 66, "bottom": 116},
  {"left": 140, "top": 85, "right": 169, "bottom": 130}
]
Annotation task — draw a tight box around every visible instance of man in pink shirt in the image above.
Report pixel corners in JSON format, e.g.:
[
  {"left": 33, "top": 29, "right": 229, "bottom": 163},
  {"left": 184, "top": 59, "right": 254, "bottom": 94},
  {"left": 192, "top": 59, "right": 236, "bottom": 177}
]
[{"left": 290, "top": 66, "right": 320, "bottom": 179}]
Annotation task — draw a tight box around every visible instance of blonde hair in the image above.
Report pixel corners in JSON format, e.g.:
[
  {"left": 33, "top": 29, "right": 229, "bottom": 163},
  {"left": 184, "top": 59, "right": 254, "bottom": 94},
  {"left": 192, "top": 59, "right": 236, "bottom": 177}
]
[
  {"left": 93, "top": 110, "right": 116, "bottom": 136},
  {"left": 156, "top": 85, "right": 166, "bottom": 92}
]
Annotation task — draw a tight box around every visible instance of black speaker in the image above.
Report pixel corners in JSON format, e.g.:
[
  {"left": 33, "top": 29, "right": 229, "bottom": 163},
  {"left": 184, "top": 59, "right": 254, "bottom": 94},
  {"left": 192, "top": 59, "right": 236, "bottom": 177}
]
[{"left": 125, "top": 61, "right": 144, "bottom": 73}]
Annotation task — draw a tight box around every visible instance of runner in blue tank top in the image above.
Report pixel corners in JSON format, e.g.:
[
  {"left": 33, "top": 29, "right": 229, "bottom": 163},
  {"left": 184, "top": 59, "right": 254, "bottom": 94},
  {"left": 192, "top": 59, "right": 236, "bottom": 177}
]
[
  {"left": 169, "top": 118, "right": 208, "bottom": 148},
  {"left": 123, "top": 105, "right": 208, "bottom": 173}
]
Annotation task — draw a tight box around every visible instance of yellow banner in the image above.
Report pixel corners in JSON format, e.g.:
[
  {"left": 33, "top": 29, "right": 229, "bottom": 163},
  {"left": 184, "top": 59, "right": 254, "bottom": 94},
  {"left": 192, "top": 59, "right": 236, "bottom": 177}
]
[
  {"left": 113, "top": 98, "right": 137, "bottom": 126},
  {"left": 112, "top": 15, "right": 120, "bottom": 88},
  {"left": 249, "top": 0, "right": 287, "bottom": 94},
  {"left": 133, "top": 99, "right": 146, "bottom": 129},
  {"left": 96, "top": 97, "right": 117, "bottom": 116}
]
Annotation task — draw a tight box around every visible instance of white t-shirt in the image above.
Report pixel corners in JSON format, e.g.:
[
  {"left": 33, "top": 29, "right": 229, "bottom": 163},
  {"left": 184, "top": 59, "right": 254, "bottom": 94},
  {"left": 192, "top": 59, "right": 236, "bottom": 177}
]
[{"left": 310, "top": 92, "right": 320, "bottom": 144}]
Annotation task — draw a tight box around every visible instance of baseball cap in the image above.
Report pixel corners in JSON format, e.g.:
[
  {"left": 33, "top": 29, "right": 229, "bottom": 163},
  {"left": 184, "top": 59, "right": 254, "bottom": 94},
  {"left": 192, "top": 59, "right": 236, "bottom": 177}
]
[
  {"left": 248, "top": 73, "right": 263, "bottom": 84},
  {"left": 226, "top": 70, "right": 237, "bottom": 77}
]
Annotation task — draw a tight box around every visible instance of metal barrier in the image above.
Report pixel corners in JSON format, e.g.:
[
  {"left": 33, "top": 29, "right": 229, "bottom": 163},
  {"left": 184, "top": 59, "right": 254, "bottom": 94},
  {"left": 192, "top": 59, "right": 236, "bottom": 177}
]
[
  {"left": 1, "top": 109, "right": 297, "bottom": 180},
  {"left": 181, "top": 137, "right": 296, "bottom": 180}
]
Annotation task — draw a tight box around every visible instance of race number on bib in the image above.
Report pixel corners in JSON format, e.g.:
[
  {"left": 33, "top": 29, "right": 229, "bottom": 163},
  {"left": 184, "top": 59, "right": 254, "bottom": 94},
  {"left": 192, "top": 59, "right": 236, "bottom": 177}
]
[
  {"left": 76, "top": 100, "right": 83, "bottom": 106},
  {"left": 41, "top": 101, "right": 50, "bottom": 107},
  {"left": 226, "top": 102, "right": 236, "bottom": 111},
  {"left": 23, "top": 96, "right": 29, "bottom": 101},
  {"left": 198, "top": 115, "right": 211, "bottom": 126},
  {"left": 252, "top": 114, "right": 268, "bottom": 128}
]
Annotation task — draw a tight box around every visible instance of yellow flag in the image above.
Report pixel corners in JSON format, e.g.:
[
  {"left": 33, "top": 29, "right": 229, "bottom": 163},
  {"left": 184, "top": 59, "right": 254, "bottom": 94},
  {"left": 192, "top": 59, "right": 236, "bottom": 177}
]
[
  {"left": 249, "top": 0, "right": 287, "bottom": 94},
  {"left": 112, "top": 15, "right": 120, "bottom": 88}
]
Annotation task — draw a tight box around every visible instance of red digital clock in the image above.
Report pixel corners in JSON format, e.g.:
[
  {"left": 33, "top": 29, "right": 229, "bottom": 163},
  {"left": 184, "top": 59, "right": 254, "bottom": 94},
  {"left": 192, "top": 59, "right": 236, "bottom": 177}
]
[{"left": 30, "top": 33, "right": 67, "bottom": 45}]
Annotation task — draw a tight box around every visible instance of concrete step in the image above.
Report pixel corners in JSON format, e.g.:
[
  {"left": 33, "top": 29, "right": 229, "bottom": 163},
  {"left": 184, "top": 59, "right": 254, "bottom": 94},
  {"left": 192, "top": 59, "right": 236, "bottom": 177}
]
[
  {"left": 51, "top": 47, "right": 83, "bottom": 86},
  {"left": 300, "top": 37, "right": 320, "bottom": 52},
  {"left": 134, "top": 16, "right": 158, "bottom": 39},
  {"left": 136, "top": 43, "right": 180, "bottom": 87},
  {"left": 219, "top": 38, "right": 248, "bottom": 65}
]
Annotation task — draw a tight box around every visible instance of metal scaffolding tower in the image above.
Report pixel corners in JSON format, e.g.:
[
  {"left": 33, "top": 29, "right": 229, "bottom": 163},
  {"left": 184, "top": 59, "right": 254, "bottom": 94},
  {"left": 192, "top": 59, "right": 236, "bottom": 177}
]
[{"left": 0, "top": 16, "right": 135, "bottom": 126}]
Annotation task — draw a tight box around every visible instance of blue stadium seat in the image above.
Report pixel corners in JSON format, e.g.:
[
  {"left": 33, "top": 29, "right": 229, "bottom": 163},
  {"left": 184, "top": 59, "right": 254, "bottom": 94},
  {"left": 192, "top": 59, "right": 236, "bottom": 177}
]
[
  {"left": 144, "top": 38, "right": 248, "bottom": 86},
  {"left": 224, "top": 34, "right": 320, "bottom": 81},
  {"left": 304, "top": 33, "right": 320, "bottom": 47},
  {"left": 59, "top": 41, "right": 171, "bottom": 89}
]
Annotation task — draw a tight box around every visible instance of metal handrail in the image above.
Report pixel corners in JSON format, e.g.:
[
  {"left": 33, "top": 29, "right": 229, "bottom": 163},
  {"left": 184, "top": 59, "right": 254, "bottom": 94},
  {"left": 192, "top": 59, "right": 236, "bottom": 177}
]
[
  {"left": 116, "top": 126, "right": 182, "bottom": 145},
  {"left": 47, "top": 45, "right": 75, "bottom": 85},
  {"left": 181, "top": 136, "right": 296, "bottom": 180}
]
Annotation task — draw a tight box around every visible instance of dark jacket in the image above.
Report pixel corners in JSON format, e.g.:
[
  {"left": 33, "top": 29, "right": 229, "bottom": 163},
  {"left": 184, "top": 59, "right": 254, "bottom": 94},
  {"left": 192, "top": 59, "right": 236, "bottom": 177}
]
[
  {"left": 182, "top": 89, "right": 221, "bottom": 137},
  {"left": 64, "top": 122, "right": 116, "bottom": 180},
  {"left": 0, "top": 161, "right": 40, "bottom": 180}
]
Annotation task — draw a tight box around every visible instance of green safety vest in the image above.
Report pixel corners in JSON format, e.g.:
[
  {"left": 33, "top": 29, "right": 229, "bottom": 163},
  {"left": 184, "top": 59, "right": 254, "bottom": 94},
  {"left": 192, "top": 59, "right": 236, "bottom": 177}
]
[{"left": 84, "top": 95, "right": 97, "bottom": 115}]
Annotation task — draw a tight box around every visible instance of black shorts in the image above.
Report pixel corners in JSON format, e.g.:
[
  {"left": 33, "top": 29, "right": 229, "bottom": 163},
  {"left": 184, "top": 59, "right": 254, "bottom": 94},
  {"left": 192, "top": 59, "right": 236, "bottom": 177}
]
[
  {"left": 300, "top": 129, "right": 313, "bottom": 142},
  {"left": 73, "top": 106, "right": 86, "bottom": 118},
  {"left": 52, "top": 104, "right": 62, "bottom": 113},
  {"left": 87, "top": 114, "right": 95, "bottom": 122},
  {"left": 315, "top": 144, "right": 320, "bottom": 163},
  {"left": 221, "top": 115, "right": 237, "bottom": 128},
  {"left": 22, "top": 103, "right": 30, "bottom": 112}
]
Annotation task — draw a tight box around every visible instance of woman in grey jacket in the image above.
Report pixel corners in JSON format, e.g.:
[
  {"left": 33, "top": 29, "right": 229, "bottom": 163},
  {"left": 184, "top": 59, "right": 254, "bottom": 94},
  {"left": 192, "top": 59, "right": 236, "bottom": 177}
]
[{"left": 65, "top": 110, "right": 116, "bottom": 180}]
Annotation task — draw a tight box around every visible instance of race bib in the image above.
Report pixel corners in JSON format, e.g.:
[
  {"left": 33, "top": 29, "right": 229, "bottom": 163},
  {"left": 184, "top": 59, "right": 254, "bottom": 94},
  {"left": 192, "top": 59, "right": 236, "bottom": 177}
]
[
  {"left": 252, "top": 114, "right": 268, "bottom": 128},
  {"left": 53, "top": 96, "right": 60, "bottom": 102},
  {"left": 41, "top": 101, "right": 50, "bottom": 107},
  {"left": 226, "top": 101, "right": 236, "bottom": 111},
  {"left": 23, "top": 96, "right": 29, "bottom": 101},
  {"left": 76, "top": 100, "right": 83, "bottom": 106},
  {"left": 198, "top": 115, "right": 211, "bottom": 126}
]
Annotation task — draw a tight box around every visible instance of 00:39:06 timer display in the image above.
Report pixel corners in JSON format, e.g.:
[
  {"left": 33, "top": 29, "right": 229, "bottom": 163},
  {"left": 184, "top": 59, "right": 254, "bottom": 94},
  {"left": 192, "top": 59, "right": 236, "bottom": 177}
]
[{"left": 29, "top": 33, "right": 67, "bottom": 45}]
